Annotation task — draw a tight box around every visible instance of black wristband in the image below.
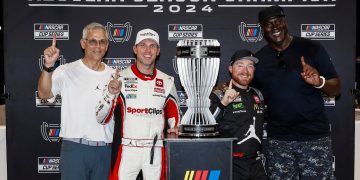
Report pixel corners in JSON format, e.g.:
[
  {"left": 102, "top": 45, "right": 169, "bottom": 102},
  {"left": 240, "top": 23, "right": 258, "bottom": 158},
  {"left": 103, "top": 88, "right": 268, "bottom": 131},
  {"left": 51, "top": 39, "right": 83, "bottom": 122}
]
[{"left": 42, "top": 64, "right": 55, "bottom": 73}]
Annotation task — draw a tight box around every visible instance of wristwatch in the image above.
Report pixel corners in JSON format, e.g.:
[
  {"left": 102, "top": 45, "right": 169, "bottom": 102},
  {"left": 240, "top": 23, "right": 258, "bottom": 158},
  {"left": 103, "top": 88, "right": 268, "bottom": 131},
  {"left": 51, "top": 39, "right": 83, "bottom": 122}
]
[{"left": 42, "top": 64, "right": 56, "bottom": 73}]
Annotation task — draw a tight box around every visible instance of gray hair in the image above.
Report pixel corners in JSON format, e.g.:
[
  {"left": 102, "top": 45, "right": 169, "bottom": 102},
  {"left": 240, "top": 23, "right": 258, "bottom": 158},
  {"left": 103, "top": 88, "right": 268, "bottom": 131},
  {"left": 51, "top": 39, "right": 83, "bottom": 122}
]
[{"left": 82, "top": 22, "right": 108, "bottom": 40}]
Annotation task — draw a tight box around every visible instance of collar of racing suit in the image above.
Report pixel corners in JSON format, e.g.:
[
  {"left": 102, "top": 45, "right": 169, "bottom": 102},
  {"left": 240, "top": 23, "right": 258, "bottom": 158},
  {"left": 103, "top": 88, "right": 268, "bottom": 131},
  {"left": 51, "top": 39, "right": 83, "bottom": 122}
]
[{"left": 131, "top": 64, "right": 157, "bottom": 81}]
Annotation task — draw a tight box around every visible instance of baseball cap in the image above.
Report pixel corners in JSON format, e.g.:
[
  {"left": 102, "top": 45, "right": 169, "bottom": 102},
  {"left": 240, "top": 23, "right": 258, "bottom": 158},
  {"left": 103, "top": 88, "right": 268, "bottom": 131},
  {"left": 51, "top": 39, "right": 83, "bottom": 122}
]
[
  {"left": 230, "top": 49, "right": 259, "bottom": 65},
  {"left": 258, "top": 5, "right": 285, "bottom": 23},
  {"left": 135, "top": 28, "right": 160, "bottom": 46}
]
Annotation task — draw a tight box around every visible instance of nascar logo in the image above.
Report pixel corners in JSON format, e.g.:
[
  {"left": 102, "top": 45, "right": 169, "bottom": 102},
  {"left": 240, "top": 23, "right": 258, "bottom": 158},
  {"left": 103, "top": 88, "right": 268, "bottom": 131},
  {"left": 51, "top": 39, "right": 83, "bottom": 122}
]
[
  {"left": 184, "top": 170, "right": 221, "bottom": 180},
  {"left": 38, "top": 157, "right": 60, "bottom": 173},
  {"left": 105, "top": 22, "right": 132, "bottom": 43},
  {"left": 41, "top": 122, "right": 61, "bottom": 142},
  {"left": 34, "top": 23, "right": 69, "bottom": 40},
  {"left": 168, "top": 24, "right": 203, "bottom": 41},
  {"left": 301, "top": 24, "right": 335, "bottom": 40},
  {"left": 239, "top": 22, "right": 263, "bottom": 43},
  {"left": 103, "top": 58, "right": 135, "bottom": 71}
]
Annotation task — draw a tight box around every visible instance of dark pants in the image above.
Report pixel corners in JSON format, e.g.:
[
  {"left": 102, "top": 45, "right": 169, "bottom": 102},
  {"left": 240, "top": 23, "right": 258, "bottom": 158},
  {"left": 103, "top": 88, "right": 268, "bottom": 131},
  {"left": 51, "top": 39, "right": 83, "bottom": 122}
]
[
  {"left": 233, "top": 157, "right": 267, "bottom": 180},
  {"left": 265, "top": 137, "right": 335, "bottom": 180},
  {"left": 59, "top": 140, "right": 111, "bottom": 180}
]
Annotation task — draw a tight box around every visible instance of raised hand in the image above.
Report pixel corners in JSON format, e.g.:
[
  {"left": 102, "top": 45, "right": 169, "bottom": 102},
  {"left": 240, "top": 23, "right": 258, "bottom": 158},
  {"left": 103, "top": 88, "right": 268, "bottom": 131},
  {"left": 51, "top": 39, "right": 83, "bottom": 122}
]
[
  {"left": 108, "top": 68, "right": 122, "bottom": 95},
  {"left": 43, "top": 33, "right": 60, "bottom": 67},
  {"left": 221, "top": 79, "right": 240, "bottom": 106},
  {"left": 300, "top": 56, "right": 322, "bottom": 87}
]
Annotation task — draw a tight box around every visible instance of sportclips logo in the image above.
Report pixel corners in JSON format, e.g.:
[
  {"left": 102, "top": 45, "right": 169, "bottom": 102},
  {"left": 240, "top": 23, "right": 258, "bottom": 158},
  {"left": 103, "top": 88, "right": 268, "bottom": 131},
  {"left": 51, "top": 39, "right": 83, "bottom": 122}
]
[
  {"left": 34, "top": 23, "right": 69, "bottom": 40},
  {"left": 184, "top": 170, "right": 221, "bottom": 180},
  {"left": 105, "top": 22, "right": 132, "bottom": 44},
  {"left": 168, "top": 24, "right": 203, "bottom": 41},
  {"left": 28, "top": 1, "right": 337, "bottom": 14},
  {"left": 127, "top": 107, "right": 163, "bottom": 117}
]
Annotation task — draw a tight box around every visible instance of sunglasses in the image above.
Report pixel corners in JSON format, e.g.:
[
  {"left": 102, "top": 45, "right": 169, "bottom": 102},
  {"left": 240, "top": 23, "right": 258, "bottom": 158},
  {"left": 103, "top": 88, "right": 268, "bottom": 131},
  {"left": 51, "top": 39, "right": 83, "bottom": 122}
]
[{"left": 85, "top": 38, "right": 108, "bottom": 47}]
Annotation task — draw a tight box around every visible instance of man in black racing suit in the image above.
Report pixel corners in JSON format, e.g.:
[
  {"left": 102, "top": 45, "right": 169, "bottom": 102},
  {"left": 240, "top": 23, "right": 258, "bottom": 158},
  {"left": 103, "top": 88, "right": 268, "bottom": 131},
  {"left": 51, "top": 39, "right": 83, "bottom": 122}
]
[{"left": 210, "top": 49, "right": 267, "bottom": 180}]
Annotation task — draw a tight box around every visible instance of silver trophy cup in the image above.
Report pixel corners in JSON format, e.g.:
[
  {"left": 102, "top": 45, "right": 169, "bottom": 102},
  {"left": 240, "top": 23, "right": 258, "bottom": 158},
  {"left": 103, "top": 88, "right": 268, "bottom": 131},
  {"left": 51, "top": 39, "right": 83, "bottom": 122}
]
[{"left": 176, "top": 39, "right": 220, "bottom": 137}]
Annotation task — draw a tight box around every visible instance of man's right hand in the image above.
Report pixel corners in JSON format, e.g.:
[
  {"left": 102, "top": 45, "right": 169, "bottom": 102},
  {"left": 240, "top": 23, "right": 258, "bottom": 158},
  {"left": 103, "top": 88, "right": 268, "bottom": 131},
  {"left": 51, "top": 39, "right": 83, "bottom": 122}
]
[
  {"left": 43, "top": 34, "right": 60, "bottom": 67},
  {"left": 108, "top": 69, "right": 122, "bottom": 95},
  {"left": 221, "top": 79, "right": 239, "bottom": 106}
]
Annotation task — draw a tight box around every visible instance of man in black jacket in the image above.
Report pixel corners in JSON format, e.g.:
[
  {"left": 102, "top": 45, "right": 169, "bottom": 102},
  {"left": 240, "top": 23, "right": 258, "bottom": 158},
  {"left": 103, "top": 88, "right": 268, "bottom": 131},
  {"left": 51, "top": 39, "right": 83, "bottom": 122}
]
[{"left": 210, "top": 49, "right": 267, "bottom": 180}]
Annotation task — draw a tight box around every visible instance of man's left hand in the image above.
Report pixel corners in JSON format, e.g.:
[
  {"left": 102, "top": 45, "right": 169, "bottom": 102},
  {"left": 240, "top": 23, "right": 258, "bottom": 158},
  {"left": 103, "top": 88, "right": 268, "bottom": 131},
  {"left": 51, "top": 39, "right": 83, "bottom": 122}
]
[{"left": 300, "top": 56, "right": 323, "bottom": 87}]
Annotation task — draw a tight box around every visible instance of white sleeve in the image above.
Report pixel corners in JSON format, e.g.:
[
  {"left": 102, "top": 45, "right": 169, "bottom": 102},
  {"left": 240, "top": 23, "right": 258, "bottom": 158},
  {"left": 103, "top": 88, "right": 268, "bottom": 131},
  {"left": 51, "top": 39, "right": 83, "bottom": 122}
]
[{"left": 95, "top": 87, "right": 118, "bottom": 125}]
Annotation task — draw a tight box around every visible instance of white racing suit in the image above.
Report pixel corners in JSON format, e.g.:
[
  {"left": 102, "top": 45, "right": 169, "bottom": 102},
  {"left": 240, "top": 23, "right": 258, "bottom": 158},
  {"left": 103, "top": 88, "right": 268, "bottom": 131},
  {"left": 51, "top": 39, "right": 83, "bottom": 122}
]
[{"left": 96, "top": 64, "right": 181, "bottom": 180}]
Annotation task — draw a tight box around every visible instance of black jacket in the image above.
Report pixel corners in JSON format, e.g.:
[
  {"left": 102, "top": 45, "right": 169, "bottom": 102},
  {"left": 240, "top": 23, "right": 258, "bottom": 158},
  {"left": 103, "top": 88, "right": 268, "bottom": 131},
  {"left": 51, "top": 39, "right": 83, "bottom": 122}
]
[{"left": 210, "top": 86, "right": 266, "bottom": 158}]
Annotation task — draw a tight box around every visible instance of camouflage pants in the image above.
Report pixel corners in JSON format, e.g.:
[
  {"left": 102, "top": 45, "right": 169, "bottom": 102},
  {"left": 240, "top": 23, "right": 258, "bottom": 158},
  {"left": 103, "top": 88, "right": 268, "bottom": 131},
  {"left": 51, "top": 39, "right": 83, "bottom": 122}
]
[{"left": 265, "top": 137, "right": 335, "bottom": 180}]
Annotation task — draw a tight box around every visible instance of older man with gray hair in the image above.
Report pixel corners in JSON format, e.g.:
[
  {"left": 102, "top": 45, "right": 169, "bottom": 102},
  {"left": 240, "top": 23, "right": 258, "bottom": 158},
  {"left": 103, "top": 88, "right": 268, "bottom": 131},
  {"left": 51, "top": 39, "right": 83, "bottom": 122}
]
[{"left": 38, "top": 22, "right": 114, "bottom": 180}]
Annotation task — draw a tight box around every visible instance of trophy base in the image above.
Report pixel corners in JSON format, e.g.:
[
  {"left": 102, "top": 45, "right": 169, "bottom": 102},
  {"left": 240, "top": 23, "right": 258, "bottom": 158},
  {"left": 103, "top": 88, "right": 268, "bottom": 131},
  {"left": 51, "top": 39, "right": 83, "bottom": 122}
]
[{"left": 179, "top": 124, "right": 219, "bottom": 137}]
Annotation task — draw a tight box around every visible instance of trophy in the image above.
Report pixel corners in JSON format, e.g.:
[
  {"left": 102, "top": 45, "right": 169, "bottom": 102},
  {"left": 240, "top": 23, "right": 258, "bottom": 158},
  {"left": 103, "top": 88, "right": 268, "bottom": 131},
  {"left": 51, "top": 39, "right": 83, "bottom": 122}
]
[{"left": 176, "top": 39, "right": 220, "bottom": 137}]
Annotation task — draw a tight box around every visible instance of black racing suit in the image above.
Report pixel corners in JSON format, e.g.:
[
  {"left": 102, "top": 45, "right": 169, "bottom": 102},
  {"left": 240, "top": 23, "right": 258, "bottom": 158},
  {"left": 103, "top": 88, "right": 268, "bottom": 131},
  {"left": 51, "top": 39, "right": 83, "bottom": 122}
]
[{"left": 210, "top": 86, "right": 267, "bottom": 180}]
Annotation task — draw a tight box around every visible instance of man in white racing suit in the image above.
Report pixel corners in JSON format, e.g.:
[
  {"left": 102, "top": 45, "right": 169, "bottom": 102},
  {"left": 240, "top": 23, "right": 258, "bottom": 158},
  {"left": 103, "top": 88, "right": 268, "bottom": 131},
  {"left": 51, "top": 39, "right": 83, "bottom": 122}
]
[{"left": 96, "top": 28, "right": 181, "bottom": 180}]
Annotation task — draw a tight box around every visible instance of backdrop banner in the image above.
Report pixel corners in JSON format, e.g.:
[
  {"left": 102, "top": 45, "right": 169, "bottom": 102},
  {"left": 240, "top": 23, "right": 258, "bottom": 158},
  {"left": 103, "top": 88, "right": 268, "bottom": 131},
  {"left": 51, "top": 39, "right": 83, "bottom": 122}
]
[{"left": 4, "top": 0, "right": 356, "bottom": 179}]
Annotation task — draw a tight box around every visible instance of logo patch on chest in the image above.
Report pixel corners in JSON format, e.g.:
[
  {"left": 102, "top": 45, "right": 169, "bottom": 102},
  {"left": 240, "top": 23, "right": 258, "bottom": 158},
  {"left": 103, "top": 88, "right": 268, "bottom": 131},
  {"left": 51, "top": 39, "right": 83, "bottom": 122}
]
[
  {"left": 125, "top": 83, "right": 138, "bottom": 92},
  {"left": 154, "top": 87, "right": 165, "bottom": 94},
  {"left": 124, "top": 77, "right": 138, "bottom": 84},
  {"left": 126, "top": 94, "right": 137, "bottom": 99},
  {"left": 253, "top": 95, "right": 261, "bottom": 104},
  {"left": 232, "top": 102, "right": 245, "bottom": 110},
  {"left": 156, "top": 78, "right": 164, "bottom": 87}
]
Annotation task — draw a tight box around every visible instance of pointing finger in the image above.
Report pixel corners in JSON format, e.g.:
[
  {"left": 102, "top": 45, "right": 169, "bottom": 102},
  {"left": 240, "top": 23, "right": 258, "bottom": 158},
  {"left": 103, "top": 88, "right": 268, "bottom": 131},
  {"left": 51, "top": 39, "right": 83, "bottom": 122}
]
[
  {"left": 114, "top": 68, "right": 120, "bottom": 80},
  {"left": 52, "top": 33, "right": 57, "bottom": 47},
  {"left": 229, "top": 79, "right": 233, "bottom": 89},
  {"left": 301, "top": 56, "right": 306, "bottom": 67}
]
